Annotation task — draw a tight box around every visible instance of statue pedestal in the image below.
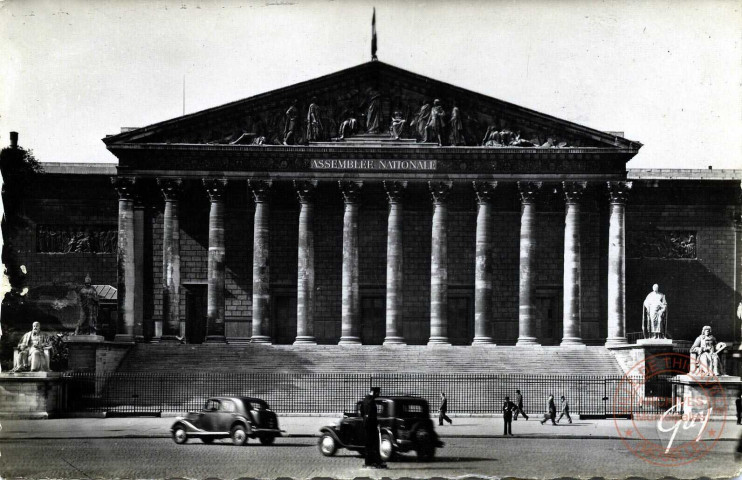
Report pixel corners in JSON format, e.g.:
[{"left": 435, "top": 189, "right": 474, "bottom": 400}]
[
  {"left": 672, "top": 374, "right": 742, "bottom": 418},
  {"left": 607, "top": 339, "right": 679, "bottom": 381},
  {"left": 65, "top": 335, "right": 105, "bottom": 372},
  {"left": 0, "top": 372, "right": 63, "bottom": 419}
]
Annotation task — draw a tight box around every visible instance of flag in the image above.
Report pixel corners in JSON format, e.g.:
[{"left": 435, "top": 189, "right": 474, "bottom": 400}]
[{"left": 371, "top": 8, "right": 377, "bottom": 61}]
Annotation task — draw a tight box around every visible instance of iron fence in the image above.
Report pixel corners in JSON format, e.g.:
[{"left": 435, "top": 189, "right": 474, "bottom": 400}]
[{"left": 60, "top": 372, "right": 674, "bottom": 418}]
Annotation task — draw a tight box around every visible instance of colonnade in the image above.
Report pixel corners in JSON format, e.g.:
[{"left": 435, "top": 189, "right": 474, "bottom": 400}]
[{"left": 111, "top": 177, "right": 632, "bottom": 346}]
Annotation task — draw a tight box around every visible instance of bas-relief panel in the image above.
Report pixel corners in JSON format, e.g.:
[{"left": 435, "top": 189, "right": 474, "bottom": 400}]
[
  {"left": 628, "top": 230, "right": 697, "bottom": 259},
  {"left": 37, "top": 225, "right": 118, "bottom": 254}
]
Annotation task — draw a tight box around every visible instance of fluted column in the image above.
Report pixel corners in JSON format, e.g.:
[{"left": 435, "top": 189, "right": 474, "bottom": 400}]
[
  {"left": 383, "top": 180, "right": 407, "bottom": 345},
  {"left": 428, "top": 181, "right": 452, "bottom": 345},
  {"left": 339, "top": 181, "right": 363, "bottom": 345},
  {"left": 472, "top": 181, "right": 497, "bottom": 345},
  {"left": 112, "top": 176, "right": 137, "bottom": 342},
  {"left": 606, "top": 181, "right": 631, "bottom": 347},
  {"left": 516, "top": 181, "right": 542, "bottom": 346},
  {"left": 561, "top": 181, "right": 587, "bottom": 346},
  {"left": 158, "top": 178, "right": 182, "bottom": 342},
  {"left": 203, "top": 178, "right": 228, "bottom": 343},
  {"left": 133, "top": 198, "right": 145, "bottom": 341},
  {"left": 295, "top": 180, "right": 317, "bottom": 345},
  {"left": 249, "top": 180, "right": 273, "bottom": 344}
]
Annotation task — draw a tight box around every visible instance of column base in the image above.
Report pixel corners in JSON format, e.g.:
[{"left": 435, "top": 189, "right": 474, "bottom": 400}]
[
  {"left": 250, "top": 336, "right": 272, "bottom": 344},
  {"left": 472, "top": 336, "right": 495, "bottom": 345},
  {"left": 114, "top": 334, "right": 134, "bottom": 343},
  {"left": 293, "top": 336, "right": 317, "bottom": 345},
  {"left": 516, "top": 337, "right": 541, "bottom": 346},
  {"left": 383, "top": 336, "right": 406, "bottom": 345},
  {"left": 338, "top": 336, "right": 361, "bottom": 345},
  {"left": 160, "top": 335, "right": 182, "bottom": 343},
  {"left": 205, "top": 335, "right": 227, "bottom": 343},
  {"left": 605, "top": 337, "right": 628, "bottom": 348},
  {"left": 427, "top": 337, "right": 451, "bottom": 346},
  {"left": 560, "top": 337, "right": 586, "bottom": 347}
]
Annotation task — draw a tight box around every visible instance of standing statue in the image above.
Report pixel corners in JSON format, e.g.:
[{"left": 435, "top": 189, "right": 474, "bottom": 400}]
[
  {"left": 76, "top": 275, "right": 99, "bottom": 335},
  {"left": 411, "top": 101, "right": 432, "bottom": 140},
  {"left": 642, "top": 283, "right": 668, "bottom": 339},
  {"left": 690, "top": 326, "right": 726, "bottom": 376},
  {"left": 306, "top": 97, "right": 324, "bottom": 141},
  {"left": 365, "top": 89, "right": 382, "bottom": 134},
  {"left": 425, "top": 99, "right": 446, "bottom": 146},
  {"left": 448, "top": 104, "right": 465, "bottom": 146},
  {"left": 10, "top": 322, "right": 50, "bottom": 372},
  {"left": 283, "top": 100, "right": 300, "bottom": 145},
  {"left": 389, "top": 111, "right": 406, "bottom": 140}
]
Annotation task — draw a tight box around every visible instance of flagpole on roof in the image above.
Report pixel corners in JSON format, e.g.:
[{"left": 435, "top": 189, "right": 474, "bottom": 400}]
[{"left": 371, "top": 7, "right": 378, "bottom": 61}]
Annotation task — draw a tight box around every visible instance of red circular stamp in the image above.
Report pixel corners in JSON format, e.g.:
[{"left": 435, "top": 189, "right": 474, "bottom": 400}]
[{"left": 613, "top": 352, "right": 727, "bottom": 467}]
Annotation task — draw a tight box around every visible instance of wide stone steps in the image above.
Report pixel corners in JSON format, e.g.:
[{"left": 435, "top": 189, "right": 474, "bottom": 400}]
[{"left": 116, "top": 344, "right": 624, "bottom": 376}]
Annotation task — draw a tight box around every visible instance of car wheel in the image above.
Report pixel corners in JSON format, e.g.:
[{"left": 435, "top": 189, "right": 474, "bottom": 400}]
[
  {"left": 318, "top": 434, "right": 337, "bottom": 456},
  {"left": 231, "top": 425, "right": 248, "bottom": 446},
  {"left": 172, "top": 425, "right": 188, "bottom": 445},
  {"left": 380, "top": 433, "right": 395, "bottom": 462},
  {"left": 201, "top": 437, "right": 215, "bottom": 444},
  {"left": 259, "top": 435, "right": 275, "bottom": 446}
]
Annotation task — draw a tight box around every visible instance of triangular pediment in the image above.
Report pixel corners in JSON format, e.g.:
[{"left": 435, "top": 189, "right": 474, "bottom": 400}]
[{"left": 103, "top": 61, "right": 640, "bottom": 150}]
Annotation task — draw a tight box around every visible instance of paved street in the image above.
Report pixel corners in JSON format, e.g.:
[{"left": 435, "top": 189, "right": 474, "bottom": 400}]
[{"left": 1, "top": 436, "right": 740, "bottom": 479}]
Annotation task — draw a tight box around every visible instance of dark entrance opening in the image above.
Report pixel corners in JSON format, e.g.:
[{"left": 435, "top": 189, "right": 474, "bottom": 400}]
[
  {"left": 361, "top": 296, "right": 385, "bottom": 345},
  {"left": 448, "top": 292, "right": 474, "bottom": 345},
  {"left": 536, "top": 287, "right": 563, "bottom": 345},
  {"left": 272, "top": 293, "right": 297, "bottom": 345},
  {"left": 184, "top": 284, "right": 207, "bottom": 344}
]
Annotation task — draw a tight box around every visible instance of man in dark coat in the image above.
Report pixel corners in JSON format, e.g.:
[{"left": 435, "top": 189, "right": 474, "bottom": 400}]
[
  {"left": 439, "top": 393, "right": 453, "bottom": 426},
  {"left": 362, "top": 387, "right": 386, "bottom": 468},
  {"left": 540, "top": 394, "right": 558, "bottom": 425},
  {"left": 513, "top": 389, "right": 526, "bottom": 420},
  {"left": 502, "top": 396, "right": 528, "bottom": 436}
]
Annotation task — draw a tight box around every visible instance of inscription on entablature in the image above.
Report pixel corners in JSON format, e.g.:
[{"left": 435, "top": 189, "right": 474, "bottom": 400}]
[
  {"left": 628, "top": 230, "right": 697, "bottom": 259},
  {"left": 310, "top": 159, "right": 436, "bottom": 171}
]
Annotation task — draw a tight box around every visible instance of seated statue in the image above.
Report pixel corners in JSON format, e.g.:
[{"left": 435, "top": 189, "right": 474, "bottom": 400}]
[
  {"left": 11, "top": 322, "right": 51, "bottom": 373},
  {"left": 690, "top": 325, "right": 726, "bottom": 376},
  {"left": 339, "top": 115, "right": 359, "bottom": 139},
  {"left": 389, "top": 111, "right": 406, "bottom": 140}
]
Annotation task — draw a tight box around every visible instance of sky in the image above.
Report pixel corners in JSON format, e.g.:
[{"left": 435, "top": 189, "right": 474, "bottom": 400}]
[{"left": 0, "top": 0, "right": 740, "bottom": 169}]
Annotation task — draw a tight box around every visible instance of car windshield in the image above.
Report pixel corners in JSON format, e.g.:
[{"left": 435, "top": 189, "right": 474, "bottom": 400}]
[{"left": 398, "top": 401, "right": 428, "bottom": 418}]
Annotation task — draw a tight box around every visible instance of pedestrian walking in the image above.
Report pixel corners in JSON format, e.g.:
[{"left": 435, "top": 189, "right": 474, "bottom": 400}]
[
  {"left": 540, "top": 394, "right": 557, "bottom": 425},
  {"left": 736, "top": 393, "right": 742, "bottom": 425},
  {"left": 362, "top": 387, "right": 386, "bottom": 469},
  {"left": 439, "top": 393, "right": 453, "bottom": 426},
  {"left": 502, "top": 395, "right": 528, "bottom": 436},
  {"left": 557, "top": 395, "right": 572, "bottom": 424},
  {"left": 513, "top": 389, "right": 526, "bottom": 420}
]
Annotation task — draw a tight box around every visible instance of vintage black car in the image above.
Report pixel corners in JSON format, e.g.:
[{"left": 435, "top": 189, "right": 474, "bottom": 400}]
[
  {"left": 318, "top": 395, "right": 444, "bottom": 461},
  {"left": 171, "top": 396, "right": 283, "bottom": 445}
]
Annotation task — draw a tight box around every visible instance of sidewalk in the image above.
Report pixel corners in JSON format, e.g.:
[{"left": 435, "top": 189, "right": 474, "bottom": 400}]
[{"left": 1, "top": 415, "right": 740, "bottom": 441}]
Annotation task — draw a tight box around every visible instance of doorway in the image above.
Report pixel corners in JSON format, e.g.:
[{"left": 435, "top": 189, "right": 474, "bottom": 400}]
[
  {"left": 448, "top": 293, "right": 474, "bottom": 345},
  {"left": 184, "top": 285, "right": 207, "bottom": 344},
  {"left": 536, "top": 287, "right": 562, "bottom": 345},
  {"left": 272, "top": 294, "right": 297, "bottom": 344},
  {"left": 361, "top": 296, "right": 385, "bottom": 345}
]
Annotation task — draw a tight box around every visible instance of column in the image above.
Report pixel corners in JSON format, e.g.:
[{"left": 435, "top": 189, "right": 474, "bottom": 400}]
[
  {"left": 248, "top": 180, "right": 273, "bottom": 343},
  {"left": 295, "top": 180, "right": 317, "bottom": 345},
  {"left": 561, "top": 181, "right": 587, "bottom": 346},
  {"left": 428, "top": 181, "right": 452, "bottom": 345},
  {"left": 338, "top": 181, "right": 363, "bottom": 345},
  {"left": 605, "top": 181, "right": 632, "bottom": 347},
  {"left": 383, "top": 180, "right": 407, "bottom": 345},
  {"left": 472, "top": 181, "right": 497, "bottom": 345},
  {"left": 112, "top": 176, "right": 136, "bottom": 342},
  {"left": 735, "top": 214, "right": 742, "bottom": 346},
  {"left": 203, "top": 178, "right": 228, "bottom": 343},
  {"left": 158, "top": 178, "right": 182, "bottom": 342},
  {"left": 516, "top": 181, "right": 542, "bottom": 346},
  {"left": 133, "top": 199, "right": 145, "bottom": 341}
]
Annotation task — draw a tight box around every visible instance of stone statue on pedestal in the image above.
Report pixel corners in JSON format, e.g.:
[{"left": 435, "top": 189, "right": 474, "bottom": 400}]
[
  {"left": 642, "top": 283, "right": 668, "bottom": 339},
  {"left": 10, "top": 322, "right": 50, "bottom": 372},
  {"left": 690, "top": 325, "right": 726, "bottom": 376},
  {"left": 75, "top": 275, "right": 99, "bottom": 335}
]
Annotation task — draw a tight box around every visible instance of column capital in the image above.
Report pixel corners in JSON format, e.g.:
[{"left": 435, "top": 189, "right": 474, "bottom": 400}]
[
  {"left": 339, "top": 181, "right": 363, "bottom": 203},
  {"left": 429, "top": 181, "right": 453, "bottom": 204},
  {"left": 248, "top": 179, "right": 273, "bottom": 203},
  {"left": 294, "top": 180, "right": 318, "bottom": 204},
  {"left": 518, "top": 181, "right": 542, "bottom": 204},
  {"left": 563, "top": 181, "right": 587, "bottom": 204},
  {"left": 384, "top": 180, "right": 408, "bottom": 204},
  {"left": 111, "top": 176, "right": 137, "bottom": 200},
  {"left": 157, "top": 177, "right": 183, "bottom": 201},
  {"left": 203, "top": 178, "right": 228, "bottom": 201},
  {"left": 473, "top": 181, "right": 498, "bottom": 203},
  {"left": 607, "top": 181, "right": 632, "bottom": 204}
]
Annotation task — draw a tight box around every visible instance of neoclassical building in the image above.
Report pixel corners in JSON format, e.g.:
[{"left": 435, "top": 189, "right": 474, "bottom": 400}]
[{"left": 6, "top": 60, "right": 741, "bottom": 350}]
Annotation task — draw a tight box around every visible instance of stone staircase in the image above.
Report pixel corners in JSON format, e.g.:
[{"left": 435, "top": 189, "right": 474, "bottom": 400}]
[{"left": 116, "top": 344, "right": 624, "bottom": 376}]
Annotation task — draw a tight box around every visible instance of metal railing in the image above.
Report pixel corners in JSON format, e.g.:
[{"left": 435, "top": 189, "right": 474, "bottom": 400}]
[{"left": 60, "top": 372, "right": 674, "bottom": 418}]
